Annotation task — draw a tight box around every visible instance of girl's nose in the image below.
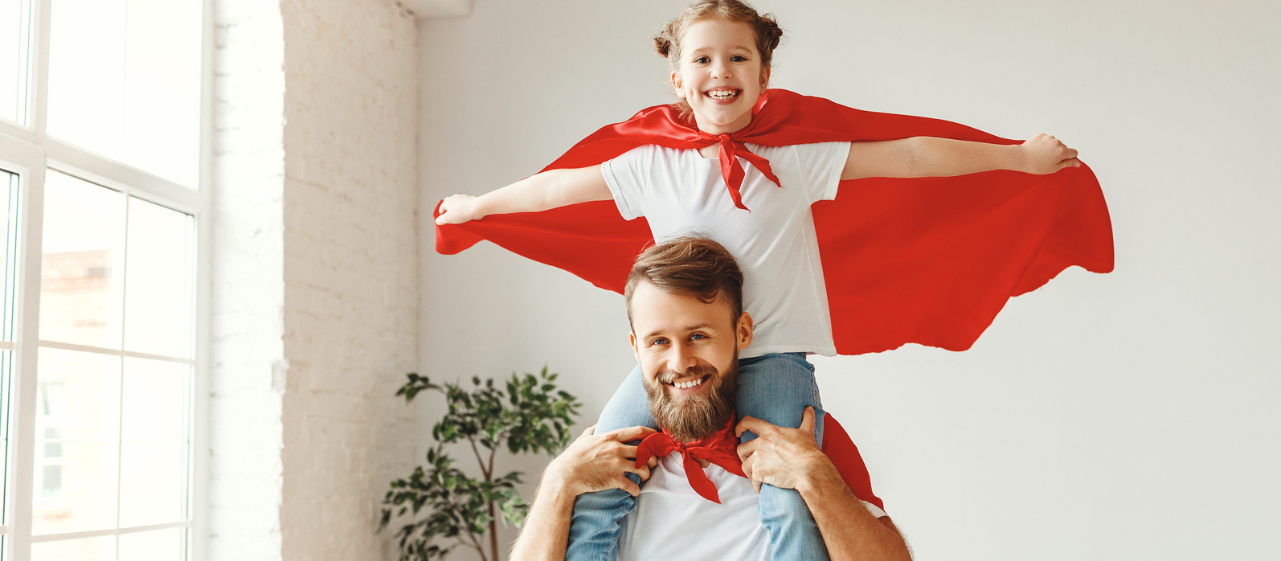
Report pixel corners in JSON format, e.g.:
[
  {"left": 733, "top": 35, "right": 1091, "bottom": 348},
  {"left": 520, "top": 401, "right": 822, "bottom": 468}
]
[{"left": 711, "top": 59, "right": 731, "bottom": 79}]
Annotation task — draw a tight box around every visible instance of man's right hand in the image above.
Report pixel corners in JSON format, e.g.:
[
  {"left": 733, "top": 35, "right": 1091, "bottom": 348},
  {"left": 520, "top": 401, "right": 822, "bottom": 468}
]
[{"left": 544, "top": 425, "right": 658, "bottom": 497}]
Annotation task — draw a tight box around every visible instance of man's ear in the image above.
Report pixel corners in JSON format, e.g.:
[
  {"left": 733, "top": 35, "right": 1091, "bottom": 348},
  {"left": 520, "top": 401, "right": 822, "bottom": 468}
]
[
  {"left": 630, "top": 331, "right": 641, "bottom": 362},
  {"left": 736, "top": 312, "right": 754, "bottom": 351}
]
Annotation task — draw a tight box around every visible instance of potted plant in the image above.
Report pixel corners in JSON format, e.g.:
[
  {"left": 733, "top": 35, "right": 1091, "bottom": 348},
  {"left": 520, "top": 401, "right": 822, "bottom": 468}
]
[{"left": 381, "top": 367, "right": 581, "bottom": 561}]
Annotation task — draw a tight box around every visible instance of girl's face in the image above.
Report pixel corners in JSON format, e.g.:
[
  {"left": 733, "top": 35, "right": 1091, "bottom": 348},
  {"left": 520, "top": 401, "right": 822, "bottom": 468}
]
[{"left": 671, "top": 18, "right": 770, "bottom": 135}]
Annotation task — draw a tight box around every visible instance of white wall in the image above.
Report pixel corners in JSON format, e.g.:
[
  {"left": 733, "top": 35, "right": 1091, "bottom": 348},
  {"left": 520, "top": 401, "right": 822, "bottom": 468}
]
[
  {"left": 211, "top": 0, "right": 419, "bottom": 560},
  {"left": 418, "top": 1, "right": 1281, "bottom": 559}
]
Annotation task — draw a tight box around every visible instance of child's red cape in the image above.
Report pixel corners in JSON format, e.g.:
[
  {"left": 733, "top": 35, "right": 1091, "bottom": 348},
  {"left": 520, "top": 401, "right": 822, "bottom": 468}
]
[{"left": 434, "top": 90, "right": 1114, "bottom": 355}]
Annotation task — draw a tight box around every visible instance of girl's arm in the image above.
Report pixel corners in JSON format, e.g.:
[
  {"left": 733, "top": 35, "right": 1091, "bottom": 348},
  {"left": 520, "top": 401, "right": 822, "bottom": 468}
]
[
  {"left": 840, "top": 133, "right": 1079, "bottom": 181},
  {"left": 436, "top": 165, "right": 612, "bottom": 225}
]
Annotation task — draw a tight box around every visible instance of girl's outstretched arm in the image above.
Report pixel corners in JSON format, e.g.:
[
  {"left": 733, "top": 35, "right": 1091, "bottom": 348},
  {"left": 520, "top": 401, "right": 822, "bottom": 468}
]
[
  {"left": 840, "top": 134, "right": 1080, "bottom": 181},
  {"left": 435, "top": 165, "right": 612, "bottom": 225}
]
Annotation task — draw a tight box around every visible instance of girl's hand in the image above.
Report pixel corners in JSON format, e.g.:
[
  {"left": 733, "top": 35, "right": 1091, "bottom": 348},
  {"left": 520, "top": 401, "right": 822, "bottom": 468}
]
[
  {"left": 1019, "top": 134, "right": 1081, "bottom": 174},
  {"left": 544, "top": 425, "right": 658, "bottom": 498},
  {"left": 435, "top": 194, "right": 483, "bottom": 225}
]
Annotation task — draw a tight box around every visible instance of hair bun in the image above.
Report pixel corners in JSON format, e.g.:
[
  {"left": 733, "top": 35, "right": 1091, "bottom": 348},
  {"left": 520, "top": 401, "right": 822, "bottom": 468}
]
[{"left": 654, "top": 36, "right": 672, "bottom": 57}]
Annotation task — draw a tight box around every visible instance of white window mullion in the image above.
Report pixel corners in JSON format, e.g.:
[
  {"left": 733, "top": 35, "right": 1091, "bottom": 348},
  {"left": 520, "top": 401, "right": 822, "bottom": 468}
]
[{"left": 1, "top": 129, "right": 46, "bottom": 561}]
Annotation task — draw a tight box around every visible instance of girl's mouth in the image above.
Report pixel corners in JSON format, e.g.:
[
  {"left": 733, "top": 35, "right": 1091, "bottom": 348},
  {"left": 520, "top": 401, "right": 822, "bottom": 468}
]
[{"left": 704, "top": 89, "right": 741, "bottom": 102}]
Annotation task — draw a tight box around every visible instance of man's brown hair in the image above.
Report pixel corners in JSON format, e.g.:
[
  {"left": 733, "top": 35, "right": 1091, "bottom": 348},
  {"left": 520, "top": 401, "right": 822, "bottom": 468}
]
[{"left": 624, "top": 235, "right": 744, "bottom": 327}]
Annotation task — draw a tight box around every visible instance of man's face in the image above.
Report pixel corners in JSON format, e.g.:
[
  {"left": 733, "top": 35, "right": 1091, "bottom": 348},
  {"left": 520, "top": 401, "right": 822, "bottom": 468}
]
[{"left": 629, "top": 280, "right": 753, "bottom": 442}]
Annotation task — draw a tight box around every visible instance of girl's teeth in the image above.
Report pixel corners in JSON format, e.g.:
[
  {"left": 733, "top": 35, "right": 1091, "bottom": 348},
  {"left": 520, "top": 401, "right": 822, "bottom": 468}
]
[{"left": 708, "top": 90, "right": 737, "bottom": 99}]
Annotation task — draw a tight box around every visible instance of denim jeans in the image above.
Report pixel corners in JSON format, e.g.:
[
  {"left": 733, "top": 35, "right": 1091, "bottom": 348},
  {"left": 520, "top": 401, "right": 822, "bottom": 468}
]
[{"left": 566, "top": 352, "right": 829, "bottom": 561}]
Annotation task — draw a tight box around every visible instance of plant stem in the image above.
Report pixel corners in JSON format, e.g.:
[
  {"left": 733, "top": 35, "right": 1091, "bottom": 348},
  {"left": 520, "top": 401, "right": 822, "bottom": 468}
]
[
  {"left": 468, "top": 435, "right": 491, "bottom": 480},
  {"left": 489, "top": 500, "right": 499, "bottom": 561}
]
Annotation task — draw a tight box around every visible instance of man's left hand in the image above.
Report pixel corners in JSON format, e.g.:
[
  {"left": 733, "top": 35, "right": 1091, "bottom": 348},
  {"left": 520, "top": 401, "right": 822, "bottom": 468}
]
[{"left": 735, "top": 407, "right": 831, "bottom": 494}]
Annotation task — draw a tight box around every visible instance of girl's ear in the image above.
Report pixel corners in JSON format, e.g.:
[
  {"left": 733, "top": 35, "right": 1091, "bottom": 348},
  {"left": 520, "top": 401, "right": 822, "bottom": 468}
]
[
  {"left": 760, "top": 66, "right": 771, "bottom": 88},
  {"left": 671, "top": 71, "right": 685, "bottom": 99}
]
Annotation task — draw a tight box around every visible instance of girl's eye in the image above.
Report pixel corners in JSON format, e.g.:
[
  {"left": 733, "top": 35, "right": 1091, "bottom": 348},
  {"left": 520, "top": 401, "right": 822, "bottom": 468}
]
[
  {"left": 732, "top": 55, "right": 747, "bottom": 62},
  {"left": 694, "top": 56, "right": 710, "bottom": 64}
]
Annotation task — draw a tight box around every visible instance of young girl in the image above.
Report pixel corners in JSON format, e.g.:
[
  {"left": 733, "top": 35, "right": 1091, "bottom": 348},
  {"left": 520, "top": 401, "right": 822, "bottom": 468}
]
[{"left": 435, "top": 1, "right": 1111, "bottom": 560}]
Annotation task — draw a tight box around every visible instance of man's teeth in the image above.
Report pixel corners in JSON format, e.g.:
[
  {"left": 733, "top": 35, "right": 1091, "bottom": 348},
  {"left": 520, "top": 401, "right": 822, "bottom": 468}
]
[
  {"left": 707, "top": 90, "right": 738, "bottom": 100},
  {"left": 673, "top": 377, "right": 704, "bottom": 390}
]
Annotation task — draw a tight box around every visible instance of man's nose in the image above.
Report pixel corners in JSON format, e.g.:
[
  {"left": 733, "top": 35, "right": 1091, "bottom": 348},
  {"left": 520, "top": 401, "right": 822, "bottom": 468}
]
[{"left": 668, "top": 344, "right": 698, "bottom": 373}]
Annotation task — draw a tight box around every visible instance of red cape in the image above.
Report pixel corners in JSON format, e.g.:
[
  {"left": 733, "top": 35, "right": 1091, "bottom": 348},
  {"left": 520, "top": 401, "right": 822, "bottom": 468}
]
[{"left": 434, "top": 90, "right": 1114, "bottom": 355}]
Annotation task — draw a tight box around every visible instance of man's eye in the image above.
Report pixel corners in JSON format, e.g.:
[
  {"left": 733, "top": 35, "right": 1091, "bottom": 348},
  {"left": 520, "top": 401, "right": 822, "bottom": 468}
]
[
  {"left": 651, "top": 338, "right": 669, "bottom": 346},
  {"left": 690, "top": 333, "right": 707, "bottom": 341}
]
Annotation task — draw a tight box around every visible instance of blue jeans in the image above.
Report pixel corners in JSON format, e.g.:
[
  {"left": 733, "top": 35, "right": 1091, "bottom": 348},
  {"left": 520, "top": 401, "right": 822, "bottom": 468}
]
[{"left": 566, "top": 352, "right": 828, "bottom": 561}]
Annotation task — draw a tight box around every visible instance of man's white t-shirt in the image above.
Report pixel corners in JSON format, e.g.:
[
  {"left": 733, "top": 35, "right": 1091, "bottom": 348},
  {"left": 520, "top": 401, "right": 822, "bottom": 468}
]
[
  {"left": 616, "top": 452, "right": 888, "bottom": 561},
  {"left": 601, "top": 142, "right": 851, "bottom": 358}
]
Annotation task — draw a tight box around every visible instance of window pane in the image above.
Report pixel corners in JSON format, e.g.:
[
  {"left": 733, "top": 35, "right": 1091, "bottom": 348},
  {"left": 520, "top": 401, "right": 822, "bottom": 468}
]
[
  {"left": 120, "top": 358, "right": 190, "bottom": 527},
  {"left": 31, "top": 441, "right": 118, "bottom": 535},
  {"left": 0, "top": 0, "right": 32, "bottom": 124},
  {"left": 40, "top": 171, "right": 125, "bottom": 349},
  {"left": 120, "top": 528, "right": 184, "bottom": 561},
  {"left": 122, "top": 359, "right": 189, "bottom": 442},
  {"left": 119, "top": 442, "right": 186, "bottom": 527},
  {"left": 34, "top": 348, "right": 121, "bottom": 535},
  {"left": 0, "top": 350, "right": 11, "bottom": 525},
  {"left": 46, "top": 0, "right": 201, "bottom": 187},
  {"left": 124, "top": 198, "right": 194, "bottom": 358},
  {"left": 36, "top": 348, "right": 121, "bottom": 442},
  {"left": 1, "top": 167, "right": 19, "bottom": 342},
  {"left": 31, "top": 535, "right": 115, "bottom": 561}
]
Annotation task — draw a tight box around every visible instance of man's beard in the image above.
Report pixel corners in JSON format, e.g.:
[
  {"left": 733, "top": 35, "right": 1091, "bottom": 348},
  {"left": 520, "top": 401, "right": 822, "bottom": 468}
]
[{"left": 644, "top": 355, "right": 739, "bottom": 443}]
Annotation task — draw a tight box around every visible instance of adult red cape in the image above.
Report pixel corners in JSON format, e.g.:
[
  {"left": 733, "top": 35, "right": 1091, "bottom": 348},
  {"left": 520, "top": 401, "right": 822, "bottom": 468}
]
[{"left": 434, "top": 89, "right": 1114, "bottom": 355}]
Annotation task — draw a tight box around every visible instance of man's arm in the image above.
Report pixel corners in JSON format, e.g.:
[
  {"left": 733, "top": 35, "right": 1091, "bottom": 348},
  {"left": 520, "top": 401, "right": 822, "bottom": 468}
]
[
  {"left": 841, "top": 133, "right": 1079, "bottom": 180},
  {"left": 736, "top": 408, "right": 911, "bottom": 561},
  {"left": 510, "top": 425, "right": 656, "bottom": 561}
]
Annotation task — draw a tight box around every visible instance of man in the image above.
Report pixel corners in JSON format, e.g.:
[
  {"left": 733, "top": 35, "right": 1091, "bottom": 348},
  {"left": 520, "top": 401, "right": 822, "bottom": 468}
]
[{"left": 512, "top": 236, "right": 911, "bottom": 561}]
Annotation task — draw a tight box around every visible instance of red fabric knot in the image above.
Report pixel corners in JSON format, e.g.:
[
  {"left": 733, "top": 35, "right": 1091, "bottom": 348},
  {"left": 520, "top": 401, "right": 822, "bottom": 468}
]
[
  {"left": 696, "top": 132, "right": 782, "bottom": 212},
  {"left": 634, "top": 417, "right": 746, "bottom": 504}
]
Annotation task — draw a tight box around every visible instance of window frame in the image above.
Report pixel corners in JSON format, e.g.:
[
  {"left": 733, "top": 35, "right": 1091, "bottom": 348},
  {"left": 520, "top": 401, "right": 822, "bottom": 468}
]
[{"left": 0, "top": 0, "right": 213, "bottom": 558}]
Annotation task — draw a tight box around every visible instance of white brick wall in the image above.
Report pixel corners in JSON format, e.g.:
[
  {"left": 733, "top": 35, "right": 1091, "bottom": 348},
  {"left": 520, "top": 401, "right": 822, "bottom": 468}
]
[{"left": 211, "top": 0, "right": 419, "bottom": 559}]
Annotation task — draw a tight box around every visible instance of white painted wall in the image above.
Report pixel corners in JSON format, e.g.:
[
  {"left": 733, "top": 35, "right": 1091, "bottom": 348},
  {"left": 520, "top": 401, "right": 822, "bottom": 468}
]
[
  {"left": 418, "top": 1, "right": 1281, "bottom": 559},
  {"left": 211, "top": 0, "right": 419, "bottom": 560}
]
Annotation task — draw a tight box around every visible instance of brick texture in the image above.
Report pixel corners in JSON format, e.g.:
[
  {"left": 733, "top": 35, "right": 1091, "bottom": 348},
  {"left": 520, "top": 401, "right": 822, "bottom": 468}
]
[{"left": 211, "top": 0, "right": 419, "bottom": 559}]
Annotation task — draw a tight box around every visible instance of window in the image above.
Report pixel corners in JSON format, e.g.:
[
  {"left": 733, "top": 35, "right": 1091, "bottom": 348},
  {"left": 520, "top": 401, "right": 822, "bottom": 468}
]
[{"left": 0, "top": 0, "right": 208, "bottom": 560}]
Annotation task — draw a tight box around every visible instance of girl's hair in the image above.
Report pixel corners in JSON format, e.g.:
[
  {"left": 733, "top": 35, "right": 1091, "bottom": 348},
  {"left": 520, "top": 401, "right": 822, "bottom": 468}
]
[{"left": 654, "top": 0, "right": 783, "bottom": 74}]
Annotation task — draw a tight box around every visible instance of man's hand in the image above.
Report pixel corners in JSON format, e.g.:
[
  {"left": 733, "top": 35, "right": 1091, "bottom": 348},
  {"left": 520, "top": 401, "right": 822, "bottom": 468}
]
[
  {"left": 544, "top": 425, "right": 658, "bottom": 498},
  {"left": 735, "top": 407, "right": 835, "bottom": 494},
  {"left": 1019, "top": 133, "right": 1080, "bottom": 174}
]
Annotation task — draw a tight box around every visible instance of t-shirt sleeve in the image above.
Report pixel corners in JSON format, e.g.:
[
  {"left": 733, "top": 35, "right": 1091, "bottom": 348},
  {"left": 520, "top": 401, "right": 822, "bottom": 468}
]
[
  {"left": 599, "top": 145, "right": 653, "bottom": 221},
  {"left": 794, "top": 141, "right": 851, "bottom": 203},
  {"left": 820, "top": 413, "right": 886, "bottom": 514}
]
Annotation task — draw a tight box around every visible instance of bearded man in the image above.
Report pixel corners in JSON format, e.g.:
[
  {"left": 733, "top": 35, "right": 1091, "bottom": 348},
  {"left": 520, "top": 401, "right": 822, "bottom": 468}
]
[{"left": 512, "top": 236, "right": 910, "bottom": 561}]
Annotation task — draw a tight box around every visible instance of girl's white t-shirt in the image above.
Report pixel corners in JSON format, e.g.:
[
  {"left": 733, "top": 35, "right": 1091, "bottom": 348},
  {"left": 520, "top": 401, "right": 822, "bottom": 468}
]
[{"left": 601, "top": 141, "right": 851, "bottom": 358}]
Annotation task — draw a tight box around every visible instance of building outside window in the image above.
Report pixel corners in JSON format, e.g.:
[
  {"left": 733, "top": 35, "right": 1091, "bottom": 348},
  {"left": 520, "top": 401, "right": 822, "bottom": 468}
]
[{"left": 0, "top": 0, "right": 208, "bottom": 559}]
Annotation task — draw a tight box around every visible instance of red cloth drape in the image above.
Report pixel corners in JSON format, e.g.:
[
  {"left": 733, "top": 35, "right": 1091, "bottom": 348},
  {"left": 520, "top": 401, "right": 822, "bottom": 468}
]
[{"left": 434, "top": 89, "right": 1113, "bottom": 355}]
